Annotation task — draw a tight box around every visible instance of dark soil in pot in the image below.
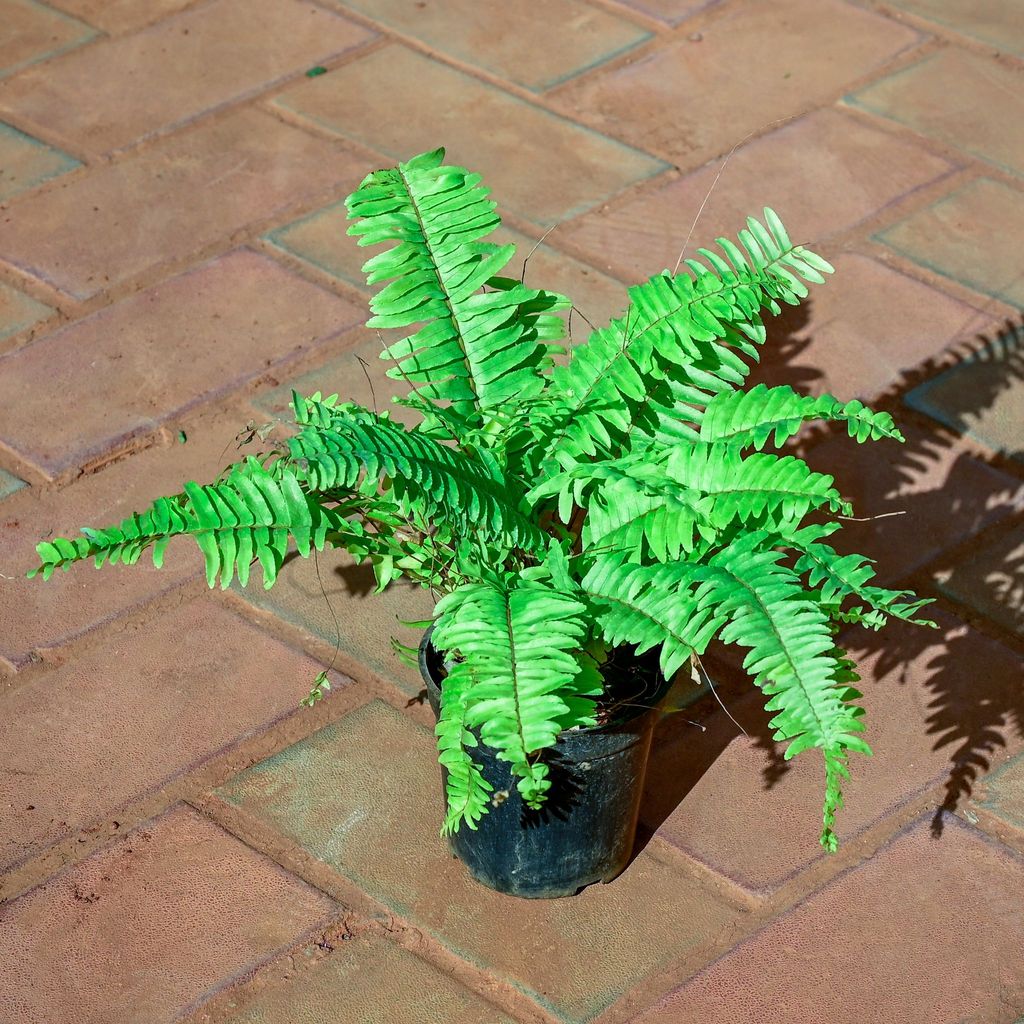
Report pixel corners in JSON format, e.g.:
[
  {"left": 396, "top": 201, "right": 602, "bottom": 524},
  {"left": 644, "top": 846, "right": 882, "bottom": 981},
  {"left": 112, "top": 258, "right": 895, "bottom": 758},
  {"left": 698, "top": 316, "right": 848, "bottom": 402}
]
[{"left": 419, "top": 632, "right": 672, "bottom": 899}]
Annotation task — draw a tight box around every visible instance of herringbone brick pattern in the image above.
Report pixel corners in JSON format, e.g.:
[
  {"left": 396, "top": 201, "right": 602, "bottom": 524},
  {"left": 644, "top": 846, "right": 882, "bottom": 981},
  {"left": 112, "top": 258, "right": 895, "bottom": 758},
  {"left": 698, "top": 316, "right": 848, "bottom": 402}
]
[{"left": 1, "top": 2, "right": 1022, "bottom": 1021}]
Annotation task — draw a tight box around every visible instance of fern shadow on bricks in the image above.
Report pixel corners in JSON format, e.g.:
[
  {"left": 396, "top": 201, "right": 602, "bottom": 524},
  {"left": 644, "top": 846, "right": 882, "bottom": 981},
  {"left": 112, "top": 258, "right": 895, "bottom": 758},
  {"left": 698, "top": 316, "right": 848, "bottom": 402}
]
[{"left": 815, "top": 316, "right": 1024, "bottom": 841}]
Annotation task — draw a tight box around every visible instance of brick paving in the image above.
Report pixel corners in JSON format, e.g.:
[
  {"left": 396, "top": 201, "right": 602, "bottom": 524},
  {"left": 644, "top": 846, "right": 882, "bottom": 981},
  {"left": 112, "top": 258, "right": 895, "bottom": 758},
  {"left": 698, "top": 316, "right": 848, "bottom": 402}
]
[{"left": 0, "top": 1, "right": 1022, "bottom": 1022}]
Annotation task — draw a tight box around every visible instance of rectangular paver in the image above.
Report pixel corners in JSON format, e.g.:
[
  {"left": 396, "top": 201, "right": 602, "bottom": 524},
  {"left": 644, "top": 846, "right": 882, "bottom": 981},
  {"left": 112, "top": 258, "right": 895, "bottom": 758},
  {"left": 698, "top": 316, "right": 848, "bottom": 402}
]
[
  {"left": 0, "top": 107, "right": 369, "bottom": 300},
  {"left": 223, "top": 935, "right": 513, "bottom": 1024},
  {"left": 0, "top": 600, "right": 344, "bottom": 871},
  {"left": 0, "top": 0, "right": 95, "bottom": 78},
  {"left": 849, "top": 49, "right": 1024, "bottom": 178},
  {"left": 876, "top": 177, "right": 1024, "bottom": 309},
  {"left": 905, "top": 323, "right": 1024, "bottom": 462},
  {"left": 0, "top": 278, "right": 52, "bottom": 343},
  {"left": 749, "top": 253, "right": 988, "bottom": 402},
  {"left": 552, "top": 0, "right": 920, "bottom": 167},
  {"left": 43, "top": 0, "right": 193, "bottom": 33},
  {"left": 232, "top": 546, "right": 435, "bottom": 697},
  {"left": 271, "top": 43, "right": 668, "bottom": 228},
  {"left": 329, "top": 0, "right": 649, "bottom": 91},
  {"left": 214, "top": 699, "right": 741, "bottom": 1024},
  {"left": 557, "top": 107, "right": 956, "bottom": 284},
  {"left": 0, "top": 250, "right": 362, "bottom": 478},
  {"left": 0, "top": 406, "right": 239, "bottom": 671},
  {"left": 0, "top": 121, "right": 80, "bottom": 202},
  {"left": 888, "top": 0, "right": 1024, "bottom": 56},
  {"left": 803, "top": 420, "right": 1024, "bottom": 583},
  {"left": 635, "top": 818, "right": 1024, "bottom": 1024},
  {"left": 0, "top": 806, "right": 336, "bottom": 1024},
  {"left": 643, "top": 611, "right": 1024, "bottom": 893},
  {"left": 0, "top": 0, "right": 374, "bottom": 155}
]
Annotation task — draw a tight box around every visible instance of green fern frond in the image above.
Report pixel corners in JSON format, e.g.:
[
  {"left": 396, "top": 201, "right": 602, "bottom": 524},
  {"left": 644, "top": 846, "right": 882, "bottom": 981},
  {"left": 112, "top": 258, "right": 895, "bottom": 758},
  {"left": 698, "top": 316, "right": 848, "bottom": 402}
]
[
  {"left": 700, "top": 383, "right": 905, "bottom": 450},
  {"left": 285, "top": 403, "right": 546, "bottom": 554},
  {"left": 432, "top": 579, "right": 597, "bottom": 824},
  {"left": 30, "top": 460, "right": 348, "bottom": 590},
  {"left": 581, "top": 556, "right": 722, "bottom": 678},
  {"left": 533, "top": 210, "right": 833, "bottom": 471},
  {"left": 688, "top": 533, "right": 870, "bottom": 850},
  {"left": 793, "top": 540, "right": 935, "bottom": 627},
  {"left": 347, "top": 148, "right": 568, "bottom": 424},
  {"left": 433, "top": 648, "right": 493, "bottom": 836}
]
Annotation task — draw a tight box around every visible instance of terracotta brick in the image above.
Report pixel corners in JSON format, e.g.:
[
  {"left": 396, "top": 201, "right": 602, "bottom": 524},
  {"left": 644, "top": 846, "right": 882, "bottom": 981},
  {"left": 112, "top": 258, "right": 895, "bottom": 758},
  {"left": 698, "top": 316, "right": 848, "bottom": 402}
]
[
  {"left": 888, "top": 0, "right": 1024, "bottom": 57},
  {"left": 265, "top": 201, "right": 629, "bottom": 330},
  {"left": 0, "top": 466, "right": 25, "bottom": 501},
  {"left": 975, "top": 752, "right": 1024, "bottom": 837},
  {"left": 0, "top": 406, "right": 242, "bottom": 671},
  {"left": 0, "top": 250, "right": 362, "bottom": 478},
  {"left": 934, "top": 527, "right": 1024, "bottom": 639},
  {"left": 0, "top": 107, "right": 368, "bottom": 300},
  {"left": 0, "top": 0, "right": 374, "bottom": 155},
  {"left": 0, "top": 121, "right": 79, "bottom": 202},
  {"left": 751, "top": 253, "right": 988, "bottom": 402},
  {"left": 252, "top": 325, "right": 424, "bottom": 432},
  {"left": 215, "top": 700, "right": 741, "bottom": 1024},
  {"left": 232, "top": 546, "right": 434, "bottom": 697},
  {"left": 0, "top": 0, "right": 95, "bottom": 78},
  {"left": 0, "top": 278, "right": 52, "bottom": 342},
  {"left": 271, "top": 44, "right": 668, "bottom": 229},
  {"left": 335, "top": 0, "right": 648, "bottom": 91},
  {"left": 222, "top": 935, "right": 513, "bottom": 1024},
  {"left": 643, "top": 612, "right": 1024, "bottom": 893},
  {"left": 905, "top": 322, "right": 1024, "bottom": 463},
  {"left": 876, "top": 177, "right": 1024, "bottom": 309},
  {"left": 613, "top": 0, "right": 721, "bottom": 27},
  {"left": 0, "top": 806, "right": 336, "bottom": 1024},
  {"left": 552, "top": 0, "right": 920, "bottom": 167},
  {"left": 849, "top": 50, "right": 1024, "bottom": 177},
  {"left": 557, "top": 108, "right": 956, "bottom": 284},
  {"left": 0, "top": 601, "right": 344, "bottom": 871},
  {"left": 636, "top": 818, "right": 1024, "bottom": 1023},
  {"left": 802, "top": 420, "right": 1024, "bottom": 583},
  {"left": 48, "top": 0, "right": 212, "bottom": 34}
]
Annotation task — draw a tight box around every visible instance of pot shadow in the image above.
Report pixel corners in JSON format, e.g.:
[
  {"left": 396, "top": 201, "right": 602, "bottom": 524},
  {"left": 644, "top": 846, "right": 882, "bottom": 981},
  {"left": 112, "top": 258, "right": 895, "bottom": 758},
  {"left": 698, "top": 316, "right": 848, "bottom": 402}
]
[{"left": 634, "top": 309, "right": 1024, "bottom": 859}]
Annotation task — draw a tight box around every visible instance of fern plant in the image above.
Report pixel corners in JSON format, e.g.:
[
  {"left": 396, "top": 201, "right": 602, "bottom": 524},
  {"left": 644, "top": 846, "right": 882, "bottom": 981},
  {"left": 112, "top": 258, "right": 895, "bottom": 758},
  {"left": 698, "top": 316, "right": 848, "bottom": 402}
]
[{"left": 31, "top": 148, "right": 931, "bottom": 852}]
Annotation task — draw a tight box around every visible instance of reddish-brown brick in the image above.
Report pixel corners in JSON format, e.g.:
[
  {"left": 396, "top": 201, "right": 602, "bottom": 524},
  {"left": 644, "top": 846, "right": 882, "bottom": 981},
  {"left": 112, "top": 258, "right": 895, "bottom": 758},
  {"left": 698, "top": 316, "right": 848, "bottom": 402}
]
[
  {"left": 552, "top": 0, "right": 920, "bottom": 167},
  {"left": 0, "top": 405, "right": 244, "bottom": 672},
  {"left": 0, "top": 0, "right": 374, "bottom": 155},
  {"left": 888, "top": 0, "right": 1024, "bottom": 56},
  {"left": 803, "top": 420, "right": 1024, "bottom": 583},
  {"left": 751, "top": 254, "right": 989, "bottom": 402},
  {"left": 0, "top": 108, "right": 369, "bottom": 300},
  {"left": 0, "top": 250, "right": 362, "bottom": 478},
  {"left": 0, "top": 0, "right": 95, "bottom": 78},
  {"left": 849, "top": 49, "right": 1024, "bottom": 178},
  {"left": 0, "top": 806, "right": 336, "bottom": 1024},
  {"left": 556, "top": 108, "right": 956, "bottom": 284},
  {"left": 613, "top": 0, "right": 721, "bottom": 27},
  {"left": 0, "top": 277, "right": 52, "bottom": 344},
  {"left": 0, "top": 121, "right": 80, "bottom": 203},
  {"left": 0, "top": 600, "right": 344, "bottom": 871},
  {"left": 215, "top": 700, "right": 742, "bottom": 1023},
  {"left": 329, "top": 0, "right": 648, "bottom": 92},
  {"left": 271, "top": 44, "right": 668, "bottom": 229},
  {"left": 636, "top": 818, "right": 1024, "bottom": 1023},
  {"left": 876, "top": 177, "right": 1024, "bottom": 310},
  {"left": 45, "top": 0, "right": 193, "bottom": 32},
  {"left": 643, "top": 612, "right": 1024, "bottom": 893},
  {"left": 221, "top": 935, "right": 514, "bottom": 1024}
]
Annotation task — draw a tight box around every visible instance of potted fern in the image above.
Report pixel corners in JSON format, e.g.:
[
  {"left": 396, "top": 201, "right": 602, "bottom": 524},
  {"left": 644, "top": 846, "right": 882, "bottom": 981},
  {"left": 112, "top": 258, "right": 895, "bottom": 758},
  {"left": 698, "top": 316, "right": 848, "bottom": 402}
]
[{"left": 31, "top": 148, "right": 930, "bottom": 898}]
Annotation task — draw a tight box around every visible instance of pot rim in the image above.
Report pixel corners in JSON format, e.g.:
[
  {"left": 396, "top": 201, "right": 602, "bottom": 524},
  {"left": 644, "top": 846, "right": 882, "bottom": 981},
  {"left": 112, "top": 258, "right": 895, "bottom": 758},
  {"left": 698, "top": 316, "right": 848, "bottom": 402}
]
[{"left": 418, "top": 625, "right": 673, "bottom": 735}]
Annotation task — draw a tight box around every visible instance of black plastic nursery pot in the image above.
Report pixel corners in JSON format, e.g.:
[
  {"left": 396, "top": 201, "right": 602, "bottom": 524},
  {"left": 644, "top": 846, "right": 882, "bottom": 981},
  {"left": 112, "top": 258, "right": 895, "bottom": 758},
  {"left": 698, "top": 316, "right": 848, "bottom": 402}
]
[{"left": 418, "top": 631, "right": 672, "bottom": 899}]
